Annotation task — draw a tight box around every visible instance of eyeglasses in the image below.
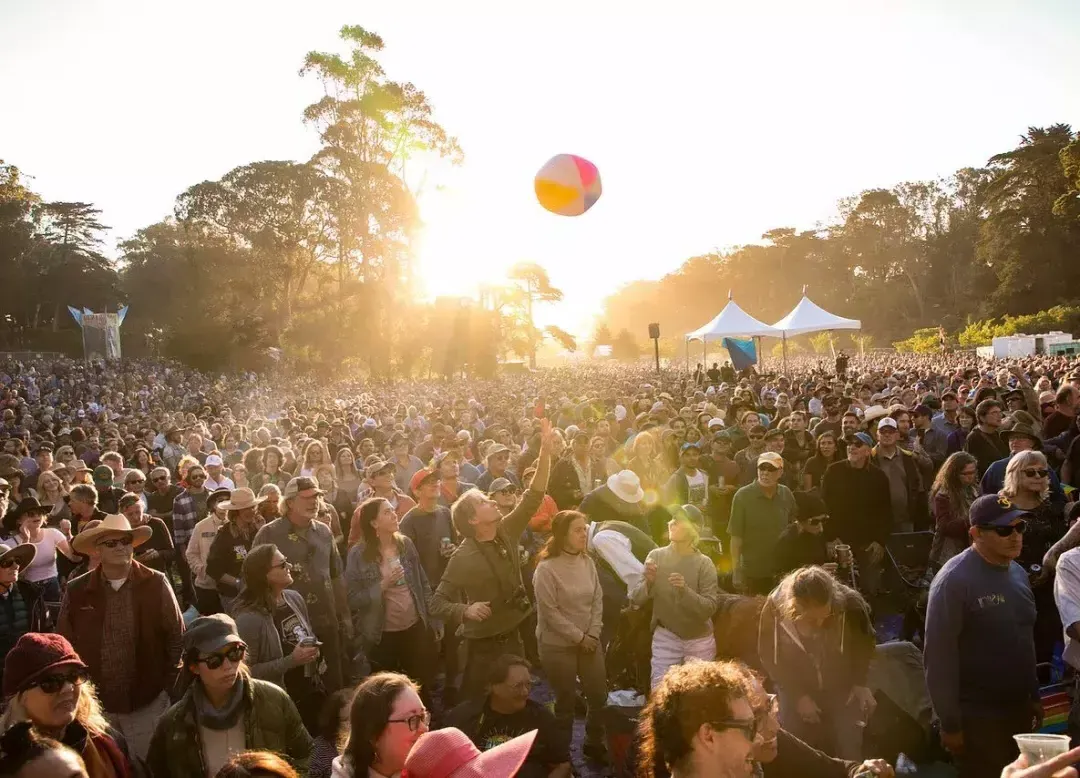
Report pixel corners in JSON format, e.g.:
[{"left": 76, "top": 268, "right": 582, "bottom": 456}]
[
  {"left": 755, "top": 694, "right": 778, "bottom": 728},
  {"left": 0, "top": 558, "right": 20, "bottom": 569},
  {"left": 388, "top": 710, "right": 431, "bottom": 732},
  {"left": 30, "top": 668, "right": 89, "bottom": 695},
  {"left": 505, "top": 678, "right": 536, "bottom": 693},
  {"left": 1022, "top": 469, "right": 1050, "bottom": 479},
  {"left": 153, "top": 476, "right": 168, "bottom": 482},
  {"left": 128, "top": 479, "right": 145, "bottom": 485},
  {"left": 97, "top": 536, "right": 134, "bottom": 549},
  {"left": 710, "top": 718, "right": 758, "bottom": 741},
  {"left": 806, "top": 518, "right": 824, "bottom": 526},
  {"left": 198, "top": 644, "right": 246, "bottom": 670},
  {"left": 991, "top": 520, "right": 1027, "bottom": 538}
]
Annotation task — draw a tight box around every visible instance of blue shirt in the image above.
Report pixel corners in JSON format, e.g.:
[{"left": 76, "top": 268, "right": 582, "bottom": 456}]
[{"left": 980, "top": 455, "right": 1066, "bottom": 506}]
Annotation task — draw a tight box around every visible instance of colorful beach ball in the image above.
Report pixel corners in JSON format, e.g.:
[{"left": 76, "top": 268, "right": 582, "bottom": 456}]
[{"left": 534, "top": 154, "right": 602, "bottom": 217}]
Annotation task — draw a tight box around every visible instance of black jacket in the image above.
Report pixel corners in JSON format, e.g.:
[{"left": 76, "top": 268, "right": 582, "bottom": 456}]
[
  {"left": 763, "top": 729, "right": 861, "bottom": 778},
  {"left": 821, "top": 460, "right": 893, "bottom": 547}
]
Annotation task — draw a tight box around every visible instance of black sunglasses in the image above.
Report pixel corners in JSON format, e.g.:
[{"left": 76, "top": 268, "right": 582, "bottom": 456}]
[
  {"left": 806, "top": 518, "right": 824, "bottom": 526},
  {"left": 30, "top": 668, "right": 89, "bottom": 695},
  {"left": 710, "top": 717, "right": 758, "bottom": 741},
  {"left": 991, "top": 520, "right": 1028, "bottom": 537},
  {"left": 198, "top": 644, "right": 246, "bottom": 670},
  {"left": 153, "top": 475, "right": 168, "bottom": 482},
  {"left": 388, "top": 710, "right": 431, "bottom": 732},
  {"left": 1022, "top": 469, "right": 1050, "bottom": 479},
  {"left": 0, "top": 558, "right": 20, "bottom": 569},
  {"left": 757, "top": 464, "right": 780, "bottom": 473},
  {"left": 97, "top": 536, "right": 133, "bottom": 549}
]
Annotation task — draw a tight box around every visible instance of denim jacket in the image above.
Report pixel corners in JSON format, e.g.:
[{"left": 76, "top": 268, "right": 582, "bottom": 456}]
[{"left": 345, "top": 535, "right": 438, "bottom": 650}]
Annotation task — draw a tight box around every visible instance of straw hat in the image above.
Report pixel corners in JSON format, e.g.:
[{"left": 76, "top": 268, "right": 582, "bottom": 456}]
[
  {"left": 72, "top": 514, "right": 152, "bottom": 555},
  {"left": 219, "top": 487, "right": 266, "bottom": 512}
]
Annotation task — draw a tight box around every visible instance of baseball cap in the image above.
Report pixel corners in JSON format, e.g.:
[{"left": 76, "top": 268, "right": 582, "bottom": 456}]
[
  {"left": 283, "top": 476, "right": 325, "bottom": 499},
  {"left": 680, "top": 442, "right": 701, "bottom": 453},
  {"left": 969, "top": 494, "right": 1034, "bottom": 528},
  {"left": 184, "top": 613, "right": 245, "bottom": 656},
  {"left": 757, "top": 452, "right": 784, "bottom": 469},
  {"left": 707, "top": 418, "right": 724, "bottom": 429},
  {"left": 877, "top": 417, "right": 898, "bottom": 431},
  {"left": 487, "top": 477, "right": 517, "bottom": 495},
  {"left": 409, "top": 468, "right": 439, "bottom": 495},
  {"left": 204, "top": 454, "right": 224, "bottom": 467},
  {"left": 364, "top": 460, "right": 395, "bottom": 480},
  {"left": 92, "top": 465, "right": 113, "bottom": 483},
  {"left": 848, "top": 432, "right": 874, "bottom": 448},
  {"left": 912, "top": 404, "right": 933, "bottom": 418}
]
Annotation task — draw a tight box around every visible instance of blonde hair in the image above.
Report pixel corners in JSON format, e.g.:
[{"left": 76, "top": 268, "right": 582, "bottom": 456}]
[
  {"left": 1001, "top": 450, "right": 1050, "bottom": 501},
  {"left": 0, "top": 679, "right": 111, "bottom": 740},
  {"left": 302, "top": 440, "right": 331, "bottom": 469},
  {"left": 451, "top": 487, "right": 487, "bottom": 538}
]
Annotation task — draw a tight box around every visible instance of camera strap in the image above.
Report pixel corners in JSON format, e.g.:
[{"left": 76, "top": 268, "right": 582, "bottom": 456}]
[{"left": 469, "top": 533, "right": 523, "bottom": 602}]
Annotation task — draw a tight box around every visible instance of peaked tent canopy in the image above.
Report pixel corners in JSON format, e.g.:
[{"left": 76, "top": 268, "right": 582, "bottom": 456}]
[
  {"left": 686, "top": 299, "right": 783, "bottom": 342},
  {"left": 770, "top": 295, "right": 861, "bottom": 336}
]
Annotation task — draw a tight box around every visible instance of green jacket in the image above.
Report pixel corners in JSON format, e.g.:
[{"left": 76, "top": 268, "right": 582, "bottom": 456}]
[{"left": 147, "top": 675, "right": 312, "bottom": 778}]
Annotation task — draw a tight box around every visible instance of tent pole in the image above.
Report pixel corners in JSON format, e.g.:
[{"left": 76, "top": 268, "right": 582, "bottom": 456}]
[{"left": 782, "top": 332, "right": 787, "bottom": 376}]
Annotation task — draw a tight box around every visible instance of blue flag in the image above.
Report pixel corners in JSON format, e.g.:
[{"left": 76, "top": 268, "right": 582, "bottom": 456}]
[
  {"left": 721, "top": 337, "right": 757, "bottom": 371},
  {"left": 67, "top": 306, "right": 83, "bottom": 326}
]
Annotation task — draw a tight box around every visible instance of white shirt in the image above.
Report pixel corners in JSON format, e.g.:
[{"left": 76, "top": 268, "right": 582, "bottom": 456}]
[
  {"left": 204, "top": 476, "right": 235, "bottom": 492},
  {"left": 1054, "top": 548, "right": 1080, "bottom": 671},
  {"left": 589, "top": 529, "right": 644, "bottom": 595}
]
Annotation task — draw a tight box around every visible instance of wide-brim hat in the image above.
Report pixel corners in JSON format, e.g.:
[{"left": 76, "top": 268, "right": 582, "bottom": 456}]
[
  {"left": 1002, "top": 423, "right": 1041, "bottom": 448},
  {"left": 607, "top": 470, "right": 644, "bottom": 504},
  {"left": 484, "top": 444, "right": 510, "bottom": 461},
  {"left": 404, "top": 727, "right": 536, "bottom": 778},
  {"left": 862, "top": 405, "right": 889, "bottom": 423},
  {"left": 219, "top": 487, "right": 266, "bottom": 512},
  {"left": 12, "top": 497, "right": 48, "bottom": 522},
  {"left": 0, "top": 543, "right": 36, "bottom": 570},
  {"left": 72, "top": 514, "right": 152, "bottom": 555}
]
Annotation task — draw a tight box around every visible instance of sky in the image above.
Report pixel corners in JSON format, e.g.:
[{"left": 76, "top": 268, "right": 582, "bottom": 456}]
[{"left": 3, "top": 0, "right": 1080, "bottom": 337}]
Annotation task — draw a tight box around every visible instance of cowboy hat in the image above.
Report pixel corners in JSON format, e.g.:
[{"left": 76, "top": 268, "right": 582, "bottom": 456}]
[
  {"left": 606, "top": 470, "right": 644, "bottom": 504},
  {"left": 219, "top": 487, "right": 266, "bottom": 512},
  {"left": 862, "top": 405, "right": 889, "bottom": 423},
  {"left": 0, "top": 543, "right": 36, "bottom": 570},
  {"left": 12, "top": 497, "right": 48, "bottom": 522},
  {"left": 72, "top": 514, "right": 152, "bottom": 555}
]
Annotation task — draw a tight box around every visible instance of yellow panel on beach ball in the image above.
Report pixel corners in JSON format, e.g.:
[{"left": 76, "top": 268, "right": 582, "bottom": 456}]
[{"left": 534, "top": 153, "right": 602, "bottom": 216}]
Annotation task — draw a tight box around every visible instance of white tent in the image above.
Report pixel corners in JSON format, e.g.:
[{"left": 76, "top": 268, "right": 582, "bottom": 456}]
[
  {"left": 770, "top": 295, "right": 861, "bottom": 336},
  {"left": 686, "top": 298, "right": 783, "bottom": 342}
]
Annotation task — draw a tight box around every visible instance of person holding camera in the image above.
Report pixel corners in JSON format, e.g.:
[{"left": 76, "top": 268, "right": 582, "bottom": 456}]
[{"left": 431, "top": 419, "right": 555, "bottom": 701}]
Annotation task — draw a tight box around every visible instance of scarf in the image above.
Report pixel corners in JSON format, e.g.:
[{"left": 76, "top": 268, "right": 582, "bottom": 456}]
[{"left": 193, "top": 674, "right": 246, "bottom": 730}]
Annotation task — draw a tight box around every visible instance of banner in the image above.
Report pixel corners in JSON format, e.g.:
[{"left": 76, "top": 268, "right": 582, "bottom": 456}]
[{"left": 721, "top": 337, "right": 757, "bottom": 371}]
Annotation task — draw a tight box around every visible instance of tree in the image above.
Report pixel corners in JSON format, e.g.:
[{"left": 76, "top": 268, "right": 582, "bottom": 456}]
[
  {"left": 507, "top": 261, "right": 564, "bottom": 368},
  {"left": 809, "top": 332, "right": 835, "bottom": 355},
  {"left": 612, "top": 329, "right": 641, "bottom": 361}
]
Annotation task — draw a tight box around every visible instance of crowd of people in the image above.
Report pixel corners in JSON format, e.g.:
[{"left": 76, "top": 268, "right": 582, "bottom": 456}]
[{"left": 1, "top": 351, "right": 1080, "bottom": 778}]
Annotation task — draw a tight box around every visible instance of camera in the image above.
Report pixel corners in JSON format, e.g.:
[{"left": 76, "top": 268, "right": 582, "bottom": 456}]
[{"left": 506, "top": 585, "right": 531, "bottom": 612}]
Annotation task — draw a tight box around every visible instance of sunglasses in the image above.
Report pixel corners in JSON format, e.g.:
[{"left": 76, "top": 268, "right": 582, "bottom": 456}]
[
  {"left": 270, "top": 560, "right": 298, "bottom": 573},
  {"left": 30, "top": 668, "right": 89, "bottom": 695},
  {"left": 388, "top": 710, "right": 431, "bottom": 732},
  {"left": 1022, "top": 469, "right": 1050, "bottom": 479},
  {"left": 990, "top": 520, "right": 1028, "bottom": 537},
  {"left": 757, "top": 464, "right": 780, "bottom": 473},
  {"left": 748, "top": 435, "right": 764, "bottom": 442},
  {"left": 153, "top": 476, "right": 168, "bottom": 482},
  {"left": 198, "top": 644, "right": 246, "bottom": 670},
  {"left": 0, "top": 558, "right": 20, "bottom": 569},
  {"left": 97, "top": 536, "right": 134, "bottom": 549},
  {"left": 711, "top": 717, "right": 758, "bottom": 742},
  {"left": 805, "top": 518, "right": 824, "bottom": 526},
  {"left": 755, "top": 693, "right": 779, "bottom": 727}
]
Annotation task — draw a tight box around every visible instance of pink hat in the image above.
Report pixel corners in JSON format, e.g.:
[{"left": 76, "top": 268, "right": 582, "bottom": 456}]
[{"left": 403, "top": 727, "right": 536, "bottom": 778}]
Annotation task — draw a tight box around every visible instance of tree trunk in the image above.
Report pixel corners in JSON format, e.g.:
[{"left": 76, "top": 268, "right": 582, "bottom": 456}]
[{"left": 52, "top": 302, "right": 61, "bottom": 332}]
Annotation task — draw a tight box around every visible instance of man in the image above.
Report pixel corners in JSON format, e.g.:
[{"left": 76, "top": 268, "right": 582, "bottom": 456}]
[
  {"left": 734, "top": 424, "right": 768, "bottom": 486},
  {"left": 100, "top": 450, "right": 128, "bottom": 488},
  {"left": 172, "top": 463, "right": 210, "bottom": 606},
  {"left": 706, "top": 362, "right": 722, "bottom": 386},
  {"left": 815, "top": 396, "right": 845, "bottom": 440},
  {"left": 1053, "top": 539, "right": 1080, "bottom": 745},
  {"left": 118, "top": 491, "right": 174, "bottom": 577},
  {"left": 579, "top": 470, "right": 651, "bottom": 538},
  {"left": 965, "top": 398, "right": 1009, "bottom": 476},
  {"left": 728, "top": 452, "right": 797, "bottom": 595},
  {"left": 93, "top": 465, "right": 125, "bottom": 514},
  {"left": 415, "top": 423, "right": 448, "bottom": 464},
  {"left": 981, "top": 423, "right": 1066, "bottom": 503},
  {"left": 1044, "top": 384, "right": 1079, "bottom": 439},
  {"left": 911, "top": 404, "right": 948, "bottom": 472},
  {"left": 476, "top": 443, "right": 520, "bottom": 492},
  {"left": 821, "top": 432, "right": 892, "bottom": 596},
  {"left": 932, "top": 390, "right": 963, "bottom": 438},
  {"left": 203, "top": 453, "right": 235, "bottom": 492},
  {"left": 871, "top": 417, "right": 926, "bottom": 533},
  {"left": 447, "top": 654, "right": 571, "bottom": 778},
  {"left": 389, "top": 433, "right": 424, "bottom": 493},
  {"left": 145, "top": 466, "right": 180, "bottom": 530},
  {"left": 252, "top": 475, "right": 352, "bottom": 691},
  {"left": 185, "top": 489, "right": 231, "bottom": 616},
  {"left": 763, "top": 429, "right": 797, "bottom": 490},
  {"left": 924, "top": 494, "right": 1040, "bottom": 778},
  {"left": 430, "top": 419, "right": 553, "bottom": 699},
  {"left": 68, "top": 482, "right": 107, "bottom": 535},
  {"left": 24, "top": 444, "right": 53, "bottom": 491},
  {"left": 774, "top": 491, "right": 829, "bottom": 577},
  {"left": 0, "top": 477, "right": 9, "bottom": 523},
  {"left": 664, "top": 442, "right": 709, "bottom": 511},
  {"left": 58, "top": 512, "right": 184, "bottom": 761}
]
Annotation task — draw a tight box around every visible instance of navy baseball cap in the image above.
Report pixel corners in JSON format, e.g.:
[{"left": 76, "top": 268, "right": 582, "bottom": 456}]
[
  {"left": 847, "top": 432, "right": 874, "bottom": 448},
  {"left": 680, "top": 442, "right": 701, "bottom": 453},
  {"left": 969, "top": 494, "right": 1034, "bottom": 528}
]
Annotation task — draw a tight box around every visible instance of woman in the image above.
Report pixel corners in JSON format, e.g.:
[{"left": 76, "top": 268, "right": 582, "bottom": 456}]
[
  {"left": 1000, "top": 450, "right": 1067, "bottom": 663},
  {"left": 801, "top": 432, "right": 840, "bottom": 492},
  {"left": 402, "top": 727, "right": 536, "bottom": 778},
  {"left": 260, "top": 447, "right": 289, "bottom": 492},
  {"left": 626, "top": 431, "right": 665, "bottom": 497},
  {"left": 0, "top": 633, "right": 134, "bottom": 778},
  {"left": 946, "top": 406, "right": 978, "bottom": 455},
  {"left": 35, "top": 471, "right": 68, "bottom": 519},
  {"left": 334, "top": 448, "right": 362, "bottom": 512},
  {"left": 310, "top": 690, "right": 353, "bottom": 778},
  {"left": 231, "top": 464, "right": 250, "bottom": 491},
  {"left": 331, "top": 672, "right": 428, "bottom": 778},
  {"left": 532, "top": 510, "right": 607, "bottom": 763},
  {"left": 2, "top": 470, "right": 35, "bottom": 505},
  {"left": 0, "top": 544, "right": 48, "bottom": 690},
  {"left": 549, "top": 432, "right": 595, "bottom": 510},
  {"left": 243, "top": 448, "right": 266, "bottom": 493},
  {"left": 758, "top": 567, "right": 877, "bottom": 761},
  {"left": 206, "top": 488, "right": 266, "bottom": 612},
  {"left": 147, "top": 614, "right": 312, "bottom": 778},
  {"left": 300, "top": 441, "right": 330, "bottom": 479},
  {"left": 257, "top": 485, "right": 282, "bottom": 524},
  {"left": 3, "top": 498, "right": 79, "bottom": 611},
  {"left": 344, "top": 498, "right": 438, "bottom": 704},
  {"left": 929, "top": 452, "right": 979, "bottom": 568},
  {"left": 215, "top": 751, "right": 298, "bottom": 778},
  {"left": 232, "top": 544, "right": 324, "bottom": 733},
  {"left": 630, "top": 507, "right": 721, "bottom": 689},
  {"left": 129, "top": 448, "right": 154, "bottom": 478},
  {"left": 313, "top": 466, "right": 345, "bottom": 547},
  {"left": 0, "top": 721, "right": 90, "bottom": 778},
  {"left": 186, "top": 489, "right": 233, "bottom": 616}
]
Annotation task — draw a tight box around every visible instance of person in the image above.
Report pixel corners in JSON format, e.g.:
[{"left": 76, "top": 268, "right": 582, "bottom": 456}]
[
  {"left": 631, "top": 507, "right": 720, "bottom": 689},
  {"left": 774, "top": 492, "right": 829, "bottom": 576},
  {"left": 801, "top": 431, "right": 840, "bottom": 492},
  {"left": 549, "top": 431, "right": 596, "bottom": 510},
  {"left": 965, "top": 399, "right": 1010, "bottom": 476},
  {"left": 144, "top": 467, "right": 180, "bottom": 530},
  {"left": 90, "top": 468, "right": 123, "bottom": 515},
  {"left": 1054, "top": 540, "right": 1080, "bottom": 747},
  {"left": 57, "top": 512, "right": 183, "bottom": 761},
  {"left": 252, "top": 476, "right": 352, "bottom": 692},
  {"left": 0, "top": 543, "right": 48, "bottom": 691},
  {"left": 445, "top": 655, "right": 570, "bottom": 778},
  {"left": 664, "top": 442, "right": 710, "bottom": 512},
  {"left": 2, "top": 497, "right": 78, "bottom": 610},
  {"left": 821, "top": 432, "right": 892, "bottom": 597},
  {"left": 981, "top": 424, "right": 1066, "bottom": 505},
  {"left": 331, "top": 671, "right": 429, "bottom": 778},
  {"left": 577, "top": 470, "right": 649, "bottom": 537},
  {"left": 214, "top": 750, "right": 299, "bottom": 778},
  {"left": 924, "top": 494, "right": 1041, "bottom": 778},
  {"left": 232, "top": 544, "right": 324, "bottom": 733},
  {"left": 147, "top": 613, "right": 312, "bottom": 778},
  {"left": 636, "top": 659, "right": 758, "bottom": 778},
  {"left": 0, "top": 633, "right": 134, "bottom": 778},
  {"left": 531, "top": 510, "right": 607, "bottom": 763},
  {"left": 187, "top": 489, "right": 233, "bottom": 616},
  {"left": 204, "top": 454, "right": 235, "bottom": 492},
  {"left": 0, "top": 721, "right": 90, "bottom": 778},
  {"left": 430, "top": 419, "right": 553, "bottom": 699},
  {"left": 929, "top": 452, "right": 979, "bottom": 568},
  {"left": 475, "top": 444, "right": 519, "bottom": 493},
  {"left": 206, "top": 487, "right": 266, "bottom": 612},
  {"left": 758, "top": 567, "right": 877, "bottom": 760},
  {"left": 117, "top": 491, "right": 174, "bottom": 577},
  {"left": 871, "top": 417, "right": 927, "bottom": 532},
  {"left": 309, "top": 689, "right": 353, "bottom": 778},
  {"left": 403, "top": 727, "right": 536, "bottom": 778},
  {"left": 345, "top": 497, "right": 439, "bottom": 705},
  {"left": 173, "top": 463, "right": 211, "bottom": 606},
  {"left": 729, "top": 452, "right": 798, "bottom": 595}
]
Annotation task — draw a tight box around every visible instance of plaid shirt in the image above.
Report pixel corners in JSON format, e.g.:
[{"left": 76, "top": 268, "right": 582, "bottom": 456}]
[{"left": 171, "top": 488, "right": 208, "bottom": 548}]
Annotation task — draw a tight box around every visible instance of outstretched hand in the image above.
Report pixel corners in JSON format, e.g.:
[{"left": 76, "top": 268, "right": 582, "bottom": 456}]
[{"left": 538, "top": 418, "right": 555, "bottom": 455}]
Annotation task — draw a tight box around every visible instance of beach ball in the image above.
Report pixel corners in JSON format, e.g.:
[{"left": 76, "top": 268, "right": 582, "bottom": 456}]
[{"left": 534, "top": 154, "right": 602, "bottom": 216}]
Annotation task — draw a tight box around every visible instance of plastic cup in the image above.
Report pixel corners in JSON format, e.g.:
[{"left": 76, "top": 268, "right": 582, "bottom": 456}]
[
  {"left": 1013, "top": 734, "right": 1071, "bottom": 765},
  {"left": 834, "top": 544, "right": 852, "bottom": 566}
]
